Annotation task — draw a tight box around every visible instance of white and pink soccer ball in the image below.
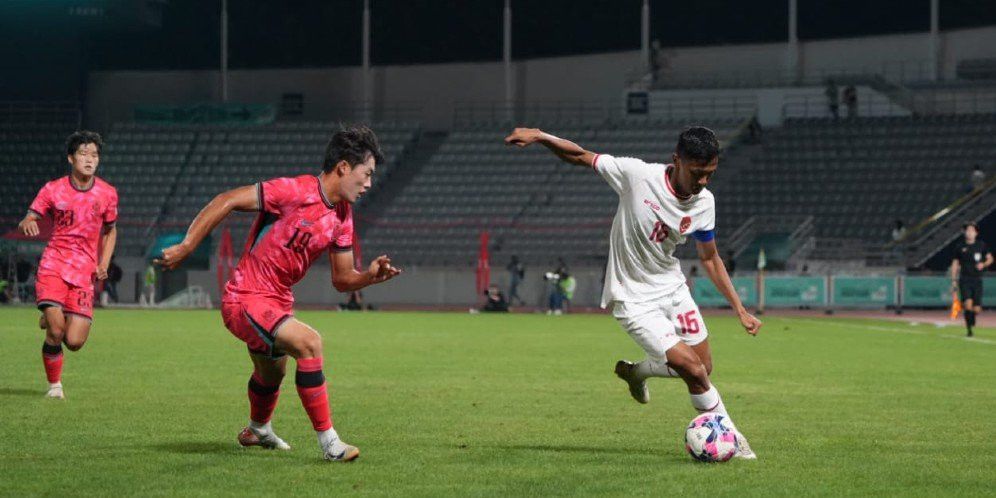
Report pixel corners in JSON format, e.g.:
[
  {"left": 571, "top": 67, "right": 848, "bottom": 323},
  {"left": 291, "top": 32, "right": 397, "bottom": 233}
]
[{"left": 684, "top": 412, "right": 738, "bottom": 462}]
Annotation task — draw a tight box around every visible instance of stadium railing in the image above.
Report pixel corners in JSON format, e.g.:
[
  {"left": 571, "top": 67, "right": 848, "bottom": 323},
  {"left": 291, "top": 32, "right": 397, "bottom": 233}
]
[
  {"left": 781, "top": 94, "right": 912, "bottom": 119},
  {"left": 783, "top": 89, "right": 996, "bottom": 118},
  {"left": 91, "top": 101, "right": 425, "bottom": 130},
  {"left": 630, "top": 59, "right": 932, "bottom": 90},
  {"left": 887, "top": 176, "right": 996, "bottom": 267}
]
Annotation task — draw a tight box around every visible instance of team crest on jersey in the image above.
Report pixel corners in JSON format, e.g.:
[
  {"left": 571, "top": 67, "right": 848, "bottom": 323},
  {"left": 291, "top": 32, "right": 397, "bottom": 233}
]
[
  {"left": 91, "top": 202, "right": 102, "bottom": 218},
  {"left": 679, "top": 216, "right": 692, "bottom": 234}
]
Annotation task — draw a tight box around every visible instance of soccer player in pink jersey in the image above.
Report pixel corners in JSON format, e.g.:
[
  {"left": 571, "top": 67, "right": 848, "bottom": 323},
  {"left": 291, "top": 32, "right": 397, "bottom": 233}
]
[
  {"left": 155, "top": 125, "right": 401, "bottom": 462},
  {"left": 18, "top": 131, "right": 119, "bottom": 400}
]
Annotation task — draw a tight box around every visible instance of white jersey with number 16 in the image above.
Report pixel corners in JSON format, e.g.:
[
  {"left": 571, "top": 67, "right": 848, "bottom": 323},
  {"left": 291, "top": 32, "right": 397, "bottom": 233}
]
[{"left": 593, "top": 154, "right": 716, "bottom": 308}]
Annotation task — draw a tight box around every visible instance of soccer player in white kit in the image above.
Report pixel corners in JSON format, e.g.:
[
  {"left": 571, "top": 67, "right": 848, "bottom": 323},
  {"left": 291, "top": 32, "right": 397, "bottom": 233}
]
[{"left": 505, "top": 125, "right": 761, "bottom": 459}]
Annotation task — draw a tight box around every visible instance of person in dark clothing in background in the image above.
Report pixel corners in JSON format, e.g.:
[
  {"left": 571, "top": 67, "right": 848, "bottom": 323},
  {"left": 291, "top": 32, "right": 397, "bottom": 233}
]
[
  {"left": 16, "top": 257, "right": 32, "bottom": 303},
  {"left": 950, "top": 222, "right": 993, "bottom": 337},
  {"left": 825, "top": 79, "right": 840, "bottom": 119},
  {"left": 843, "top": 85, "right": 858, "bottom": 118},
  {"left": 725, "top": 250, "right": 737, "bottom": 276},
  {"left": 106, "top": 257, "right": 122, "bottom": 303},
  {"left": 506, "top": 255, "right": 525, "bottom": 306},
  {"left": 482, "top": 284, "right": 509, "bottom": 312}
]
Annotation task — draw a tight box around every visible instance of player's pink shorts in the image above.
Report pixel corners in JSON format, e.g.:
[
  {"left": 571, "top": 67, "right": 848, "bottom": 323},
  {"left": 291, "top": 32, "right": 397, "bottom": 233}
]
[
  {"left": 36, "top": 272, "right": 93, "bottom": 320},
  {"left": 221, "top": 295, "right": 293, "bottom": 359}
]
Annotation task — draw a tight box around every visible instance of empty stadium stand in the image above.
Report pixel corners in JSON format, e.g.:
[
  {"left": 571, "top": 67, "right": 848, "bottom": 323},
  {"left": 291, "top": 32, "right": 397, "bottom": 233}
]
[
  {"left": 100, "top": 121, "right": 420, "bottom": 256},
  {"left": 6, "top": 112, "right": 993, "bottom": 273},
  {"left": 0, "top": 107, "right": 81, "bottom": 230},
  {"left": 361, "top": 118, "right": 747, "bottom": 266},
  {"left": 720, "top": 114, "right": 996, "bottom": 262}
]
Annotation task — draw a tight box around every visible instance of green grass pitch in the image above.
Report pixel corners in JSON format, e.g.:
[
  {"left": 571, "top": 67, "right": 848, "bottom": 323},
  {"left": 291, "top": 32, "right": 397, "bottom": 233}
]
[{"left": 1, "top": 307, "right": 993, "bottom": 496}]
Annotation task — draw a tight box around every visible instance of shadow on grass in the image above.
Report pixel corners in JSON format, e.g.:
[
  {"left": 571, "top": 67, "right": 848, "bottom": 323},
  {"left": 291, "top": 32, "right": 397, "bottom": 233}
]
[
  {"left": 0, "top": 387, "right": 42, "bottom": 397},
  {"left": 466, "top": 443, "right": 679, "bottom": 459},
  {"left": 155, "top": 441, "right": 235, "bottom": 455}
]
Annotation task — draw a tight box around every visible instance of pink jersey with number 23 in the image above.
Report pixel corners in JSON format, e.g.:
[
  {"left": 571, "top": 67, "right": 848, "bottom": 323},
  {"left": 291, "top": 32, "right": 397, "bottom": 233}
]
[{"left": 29, "top": 176, "right": 118, "bottom": 287}]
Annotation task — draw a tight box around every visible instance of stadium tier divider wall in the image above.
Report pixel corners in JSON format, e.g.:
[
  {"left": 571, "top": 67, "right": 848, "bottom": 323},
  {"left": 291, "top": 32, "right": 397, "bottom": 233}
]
[{"left": 169, "top": 260, "right": 990, "bottom": 309}]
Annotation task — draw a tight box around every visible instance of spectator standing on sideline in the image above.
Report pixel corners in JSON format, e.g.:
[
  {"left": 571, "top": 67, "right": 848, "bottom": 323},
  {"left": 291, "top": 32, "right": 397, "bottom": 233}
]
[
  {"left": 843, "top": 85, "right": 858, "bottom": 118},
  {"left": 506, "top": 255, "right": 525, "bottom": 306},
  {"left": 825, "top": 79, "right": 839, "bottom": 119},
  {"left": 725, "top": 251, "right": 737, "bottom": 277},
  {"left": 105, "top": 257, "right": 122, "bottom": 303},
  {"left": 141, "top": 263, "right": 157, "bottom": 306},
  {"left": 16, "top": 256, "right": 32, "bottom": 303}
]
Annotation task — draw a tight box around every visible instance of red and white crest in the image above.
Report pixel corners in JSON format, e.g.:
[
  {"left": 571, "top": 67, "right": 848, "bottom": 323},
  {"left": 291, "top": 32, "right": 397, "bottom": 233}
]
[{"left": 679, "top": 216, "right": 692, "bottom": 234}]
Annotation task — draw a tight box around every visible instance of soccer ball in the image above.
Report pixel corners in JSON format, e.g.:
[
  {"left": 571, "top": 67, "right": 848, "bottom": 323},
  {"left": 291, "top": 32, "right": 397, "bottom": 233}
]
[{"left": 684, "top": 412, "right": 738, "bottom": 462}]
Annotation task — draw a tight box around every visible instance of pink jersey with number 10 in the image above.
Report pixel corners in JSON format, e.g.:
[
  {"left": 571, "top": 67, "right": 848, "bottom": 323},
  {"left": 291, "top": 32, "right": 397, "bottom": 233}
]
[
  {"left": 28, "top": 176, "right": 118, "bottom": 287},
  {"left": 224, "top": 175, "right": 354, "bottom": 306}
]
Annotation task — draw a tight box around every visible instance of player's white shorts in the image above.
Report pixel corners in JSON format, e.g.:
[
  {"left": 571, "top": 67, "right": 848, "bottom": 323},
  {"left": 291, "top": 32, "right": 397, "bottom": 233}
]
[{"left": 611, "top": 284, "right": 708, "bottom": 363}]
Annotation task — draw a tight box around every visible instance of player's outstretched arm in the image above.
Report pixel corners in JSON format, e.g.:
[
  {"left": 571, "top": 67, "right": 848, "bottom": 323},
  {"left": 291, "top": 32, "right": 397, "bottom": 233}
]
[
  {"left": 696, "top": 239, "right": 762, "bottom": 336},
  {"left": 17, "top": 212, "right": 41, "bottom": 237},
  {"left": 504, "top": 128, "right": 598, "bottom": 167},
  {"left": 155, "top": 185, "right": 259, "bottom": 270},
  {"left": 329, "top": 251, "right": 401, "bottom": 292},
  {"left": 96, "top": 226, "right": 117, "bottom": 280}
]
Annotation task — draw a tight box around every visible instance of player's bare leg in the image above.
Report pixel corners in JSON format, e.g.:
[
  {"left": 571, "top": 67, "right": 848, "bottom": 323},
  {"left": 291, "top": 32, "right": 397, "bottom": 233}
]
[
  {"left": 41, "top": 307, "right": 68, "bottom": 399},
  {"left": 274, "top": 318, "right": 359, "bottom": 462},
  {"left": 667, "top": 342, "right": 755, "bottom": 459},
  {"left": 691, "top": 340, "right": 713, "bottom": 376},
  {"left": 616, "top": 337, "right": 714, "bottom": 404},
  {"left": 239, "top": 353, "right": 291, "bottom": 450},
  {"left": 63, "top": 314, "right": 92, "bottom": 352}
]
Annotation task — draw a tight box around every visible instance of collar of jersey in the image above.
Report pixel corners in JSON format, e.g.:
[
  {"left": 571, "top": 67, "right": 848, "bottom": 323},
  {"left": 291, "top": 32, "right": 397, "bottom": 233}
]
[
  {"left": 664, "top": 165, "right": 693, "bottom": 202},
  {"left": 67, "top": 175, "right": 95, "bottom": 192},
  {"left": 315, "top": 176, "right": 336, "bottom": 209}
]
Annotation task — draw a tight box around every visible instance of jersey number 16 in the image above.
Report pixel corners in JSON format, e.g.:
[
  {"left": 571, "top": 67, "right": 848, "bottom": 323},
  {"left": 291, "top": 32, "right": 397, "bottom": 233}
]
[{"left": 649, "top": 221, "right": 669, "bottom": 243}]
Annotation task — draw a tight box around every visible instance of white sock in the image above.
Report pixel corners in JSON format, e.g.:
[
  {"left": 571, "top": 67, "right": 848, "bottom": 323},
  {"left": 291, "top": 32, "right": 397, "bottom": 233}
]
[
  {"left": 634, "top": 359, "right": 679, "bottom": 379},
  {"left": 317, "top": 427, "right": 340, "bottom": 449},
  {"left": 689, "top": 384, "right": 738, "bottom": 431},
  {"left": 49, "top": 382, "right": 62, "bottom": 389},
  {"left": 249, "top": 420, "right": 272, "bottom": 435}
]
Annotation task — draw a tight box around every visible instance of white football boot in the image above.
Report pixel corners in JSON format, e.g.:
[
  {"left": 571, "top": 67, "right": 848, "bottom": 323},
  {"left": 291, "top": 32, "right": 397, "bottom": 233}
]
[
  {"left": 733, "top": 431, "right": 757, "bottom": 460},
  {"left": 614, "top": 360, "right": 650, "bottom": 404},
  {"left": 238, "top": 426, "right": 291, "bottom": 450},
  {"left": 322, "top": 438, "right": 360, "bottom": 462},
  {"left": 45, "top": 384, "right": 64, "bottom": 400}
]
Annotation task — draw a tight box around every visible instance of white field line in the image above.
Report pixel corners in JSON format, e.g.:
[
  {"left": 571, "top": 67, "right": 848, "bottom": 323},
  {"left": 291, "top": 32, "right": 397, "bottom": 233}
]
[{"left": 781, "top": 317, "right": 996, "bottom": 346}]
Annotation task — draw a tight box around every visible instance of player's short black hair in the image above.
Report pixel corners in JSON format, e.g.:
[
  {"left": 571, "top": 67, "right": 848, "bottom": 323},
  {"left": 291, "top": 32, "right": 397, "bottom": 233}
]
[
  {"left": 963, "top": 222, "right": 978, "bottom": 231},
  {"left": 322, "top": 124, "right": 385, "bottom": 173},
  {"left": 675, "top": 126, "right": 720, "bottom": 163},
  {"left": 66, "top": 130, "right": 103, "bottom": 156}
]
